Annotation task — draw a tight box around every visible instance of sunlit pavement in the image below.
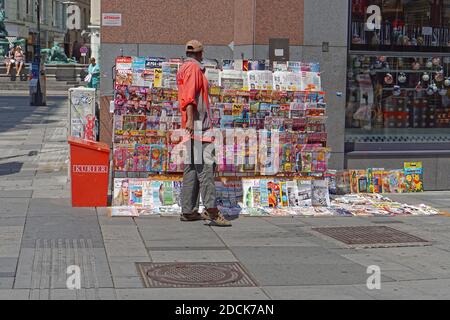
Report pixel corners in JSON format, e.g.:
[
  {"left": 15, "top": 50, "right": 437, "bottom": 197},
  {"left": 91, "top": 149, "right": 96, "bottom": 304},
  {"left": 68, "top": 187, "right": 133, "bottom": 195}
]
[{"left": 1, "top": 95, "right": 450, "bottom": 300}]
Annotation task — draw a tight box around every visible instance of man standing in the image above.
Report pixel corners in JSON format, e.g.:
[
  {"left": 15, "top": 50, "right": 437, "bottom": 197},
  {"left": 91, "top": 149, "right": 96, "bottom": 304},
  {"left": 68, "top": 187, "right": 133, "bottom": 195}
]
[{"left": 177, "top": 40, "right": 231, "bottom": 227}]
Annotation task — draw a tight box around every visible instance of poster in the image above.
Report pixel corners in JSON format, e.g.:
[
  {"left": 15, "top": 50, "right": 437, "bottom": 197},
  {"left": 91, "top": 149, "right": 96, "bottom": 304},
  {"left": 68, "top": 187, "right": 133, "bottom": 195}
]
[
  {"left": 404, "top": 162, "right": 424, "bottom": 193},
  {"left": 68, "top": 87, "right": 97, "bottom": 141}
]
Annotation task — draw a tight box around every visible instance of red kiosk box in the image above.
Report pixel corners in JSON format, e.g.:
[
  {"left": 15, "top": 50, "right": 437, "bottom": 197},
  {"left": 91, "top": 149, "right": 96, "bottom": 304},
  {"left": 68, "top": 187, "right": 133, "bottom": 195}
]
[{"left": 68, "top": 137, "right": 110, "bottom": 207}]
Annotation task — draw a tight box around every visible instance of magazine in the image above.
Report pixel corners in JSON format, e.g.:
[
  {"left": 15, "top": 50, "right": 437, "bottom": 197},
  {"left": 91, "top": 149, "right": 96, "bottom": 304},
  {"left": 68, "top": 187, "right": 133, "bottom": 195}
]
[
  {"left": 297, "top": 180, "right": 312, "bottom": 207},
  {"left": 115, "top": 57, "right": 133, "bottom": 86},
  {"left": 161, "top": 62, "right": 180, "bottom": 89},
  {"left": 113, "top": 179, "right": 129, "bottom": 207},
  {"left": 128, "top": 179, "right": 144, "bottom": 207},
  {"left": 384, "top": 170, "right": 406, "bottom": 194},
  {"left": 247, "top": 70, "right": 273, "bottom": 91},
  {"left": 311, "top": 179, "right": 331, "bottom": 207},
  {"left": 404, "top": 162, "right": 424, "bottom": 193},
  {"left": 205, "top": 68, "right": 220, "bottom": 87},
  {"left": 273, "top": 72, "right": 302, "bottom": 92},
  {"left": 219, "top": 70, "right": 247, "bottom": 90},
  {"left": 132, "top": 57, "right": 150, "bottom": 87},
  {"left": 300, "top": 72, "right": 322, "bottom": 91}
]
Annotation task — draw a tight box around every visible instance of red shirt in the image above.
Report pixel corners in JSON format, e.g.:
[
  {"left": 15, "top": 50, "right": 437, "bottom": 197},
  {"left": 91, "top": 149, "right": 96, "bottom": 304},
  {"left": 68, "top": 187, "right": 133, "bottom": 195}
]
[{"left": 177, "top": 58, "right": 212, "bottom": 135}]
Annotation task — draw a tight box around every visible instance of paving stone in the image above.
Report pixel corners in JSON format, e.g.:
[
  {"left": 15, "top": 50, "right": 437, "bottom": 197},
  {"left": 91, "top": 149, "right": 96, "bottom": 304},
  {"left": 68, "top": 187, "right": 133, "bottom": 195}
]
[
  {"left": 216, "top": 230, "right": 320, "bottom": 247},
  {"left": 0, "top": 258, "right": 18, "bottom": 274},
  {"left": 21, "top": 217, "right": 104, "bottom": 248},
  {"left": 0, "top": 217, "right": 26, "bottom": 227},
  {"left": 357, "top": 282, "right": 437, "bottom": 300},
  {"left": 49, "top": 288, "right": 117, "bottom": 300},
  {"left": 231, "top": 247, "right": 358, "bottom": 266},
  {"left": 341, "top": 253, "right": 416, "bottom": 271},
  {"left": 240, "top": 262, "right": 383, "bottom": 286},
  {"left": 149, "top": 250, "right": 238, "bottom": 263},
  {"left": 109, "top": 262, "right": 141, "bottom": 278},
  {"left": 32, "top": 190, "right": 69, "bottom": 199},
  {"left": 0, "top": 191, "right": 32, "bottom": 198},
  {"left": 32, "top": 176, "right": 68, "bottom": 187},
  {"left": 115, "top": 287, "right": 269, "bottom": 300},
  {"left": 263, "top": 285, "right": 374, "bottom": 300},
  {"left": 0, "top": 198, "right": 30, "bottom": 217},
  {"left": 0, "top": 277, "right": 14, "bottom": 289},
  {"left": 104, "top": 240, "right": 149, "bottom": 258},
  {"left": 112, "top": 277, "right": 146, "bottom": 289},
  {"left": 0, "top": 289, "right": 30, "bottom": 300},
  {"left": 0, "top": 180, "right": 32, "bottom": 187},
  {"left": 364, "top": 246, "right": 450, "bottom": 278}
]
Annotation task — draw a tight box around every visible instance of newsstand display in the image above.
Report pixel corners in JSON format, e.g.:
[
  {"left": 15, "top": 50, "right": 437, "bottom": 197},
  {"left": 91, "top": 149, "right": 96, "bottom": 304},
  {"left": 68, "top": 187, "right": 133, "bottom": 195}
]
[{"left": 108, "top": 56, "right": 442, "bottom": 218}]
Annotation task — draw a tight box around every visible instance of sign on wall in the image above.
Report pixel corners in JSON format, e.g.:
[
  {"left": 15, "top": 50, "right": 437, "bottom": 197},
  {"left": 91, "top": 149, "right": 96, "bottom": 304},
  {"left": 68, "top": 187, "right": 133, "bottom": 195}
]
[{"left": 102, "top": 13, "right": 122, "bottom": 27}]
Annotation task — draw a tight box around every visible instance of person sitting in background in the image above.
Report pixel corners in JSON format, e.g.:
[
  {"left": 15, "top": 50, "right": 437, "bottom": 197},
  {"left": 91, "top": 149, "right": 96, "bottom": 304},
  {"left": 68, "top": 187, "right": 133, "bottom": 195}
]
[
  {"left": 86, "top": 57, "right": 100, "bottom": 89},
  {"left": 4, "top": 46, "right": 14, "bottom": 76},
  {"left": 14, "top": 45, "right": 24, "bottom": 77}
]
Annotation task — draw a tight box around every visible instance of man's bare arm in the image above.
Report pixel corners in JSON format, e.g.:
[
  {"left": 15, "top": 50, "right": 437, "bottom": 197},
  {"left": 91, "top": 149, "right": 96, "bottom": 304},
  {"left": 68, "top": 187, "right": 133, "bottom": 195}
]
[{"left": 185, "top": 104, "right": 195, "bottom": 137}]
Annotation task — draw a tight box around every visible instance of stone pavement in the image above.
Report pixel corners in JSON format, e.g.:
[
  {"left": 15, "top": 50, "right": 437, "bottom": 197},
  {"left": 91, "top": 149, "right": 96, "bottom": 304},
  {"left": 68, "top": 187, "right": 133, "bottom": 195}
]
[{"left": 1, "top": 95, "right": 450, "bottom": 300}]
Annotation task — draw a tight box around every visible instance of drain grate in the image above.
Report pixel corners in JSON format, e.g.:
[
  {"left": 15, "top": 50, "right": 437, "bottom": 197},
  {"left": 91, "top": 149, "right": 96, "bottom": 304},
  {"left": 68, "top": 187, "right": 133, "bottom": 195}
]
[
  {"left": 313, "top": 226, "right": 429, "bottom": 246},
  {"left": 136, "top": 262, "right": 257, "bottom": 288}
]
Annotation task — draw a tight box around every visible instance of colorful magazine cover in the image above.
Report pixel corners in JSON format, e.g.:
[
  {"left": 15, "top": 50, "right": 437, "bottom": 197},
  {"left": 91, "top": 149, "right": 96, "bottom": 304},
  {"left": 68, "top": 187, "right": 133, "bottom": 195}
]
[
  {"left": 267, "top": 181, "right": 282, "bottom": 208},
  {"left": 384, "top": 170, "right": 406, "bottom": 194},
  {"left": 242, "top": 179, "right": 256, "bottom": 208},
  {"left": 248, "top": 60, "right": 269, "bottom": 71},
  {"left": 311, "top": 180, "right": 331, "bottom": 207},
  {"left": 350, "top": 170, "right": 366, "bottom": 194},
  {"left": 404, "top": 162, "right": 424, "bottom": 193},
  {"left": 115, "top": 57, "right": 133, "bottom": 86},
  {"left": 259, "top": 179, "right": 270, "bottom": 208},
  {"left": 128, "top": 179, "right": 143, "bottom": 207},
  {"left": 134, "top": 145, "right": 150, "bottom": 172},
  {"left": 336, "top": 171, "right": 351, "bottom": 195},
  {"left": 113, "top": 146, "right": 128, "bottom": 172},
  {"left": 280, "top": 181, "right": 290, "bottom": 207},
  {"left": 161, "top": 181, "right": 175, "bottom": 206},
  {"left": 113, "top": 179, "right": 129, "bottom": 207},
  {"left": 372, "top": 168, "right": 385, "bottom": 194},
  {"left": 161, "top": 62, "right": 180, "bottom": 89},
  {"left": 301, "top": 72, "right": 322, "bottom": 91},
  {"left": 132, "top": 57, "right": 150, "bottom": 87},
  {"left": 149, "top": 145, "right": 165, "bottom": 172},
  {"left": 151, "top": 181, "right": 163, "bottom": 209}
]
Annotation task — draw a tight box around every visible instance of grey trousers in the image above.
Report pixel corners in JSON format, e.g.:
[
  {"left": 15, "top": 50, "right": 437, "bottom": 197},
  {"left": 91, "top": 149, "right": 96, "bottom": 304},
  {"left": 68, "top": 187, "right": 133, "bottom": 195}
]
[{"left": 181, "top": 140, "right": 217, "bottom": 214}]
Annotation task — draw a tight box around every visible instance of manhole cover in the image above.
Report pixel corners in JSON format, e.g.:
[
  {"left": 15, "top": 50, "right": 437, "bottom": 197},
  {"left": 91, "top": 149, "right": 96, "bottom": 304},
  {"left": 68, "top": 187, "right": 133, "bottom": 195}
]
[
  {"left": 136, "top": 262, "right": 257, "bottom": 288},
  {"left": 312, "top": 226, "right": 430, "bottom": 246}
]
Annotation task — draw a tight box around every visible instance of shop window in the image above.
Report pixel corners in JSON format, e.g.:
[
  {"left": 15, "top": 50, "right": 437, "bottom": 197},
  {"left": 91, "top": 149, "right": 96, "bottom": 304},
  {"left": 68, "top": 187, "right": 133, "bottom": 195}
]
[
  {"left": 351, "top": 0, "right": 450, "bottom": 52},
  {"left": 346, "top": 54, "right": 450, "bottom": 143}
]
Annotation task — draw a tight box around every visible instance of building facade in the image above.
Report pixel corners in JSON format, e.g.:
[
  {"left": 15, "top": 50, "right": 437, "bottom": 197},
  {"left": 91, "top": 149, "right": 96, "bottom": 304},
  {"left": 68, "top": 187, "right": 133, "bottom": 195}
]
[
  {"left": 346, "top": 0, "right": 450, "bottom": 190},
  {"left": 2, "top": 0, "right": 91, "bottom": 62},
  {"left": 99, "top": 0, "right": 450, "bottom": 190}
]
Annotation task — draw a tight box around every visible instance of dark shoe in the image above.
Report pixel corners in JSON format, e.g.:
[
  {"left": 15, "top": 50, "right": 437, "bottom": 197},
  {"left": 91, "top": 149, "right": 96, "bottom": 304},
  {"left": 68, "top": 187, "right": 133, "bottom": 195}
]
[
  {"left": 180, "top": 212, "right": 208, "bottom": 222},
  {"left": 207, "top": 211, "right": 232, "bottom": 227}
]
